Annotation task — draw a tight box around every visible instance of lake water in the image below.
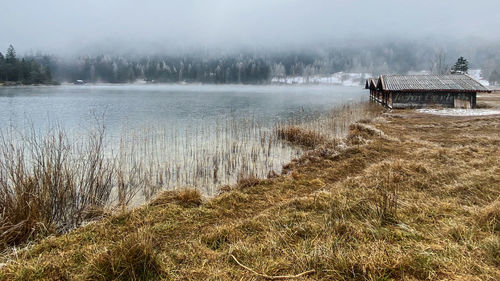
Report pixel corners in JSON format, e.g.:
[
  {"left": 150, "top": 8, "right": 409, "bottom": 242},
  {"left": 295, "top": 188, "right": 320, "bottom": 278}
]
[
  {"left": 0, "top": 84, "right": 366, "bottom": 132},
  {"left": 0, "top": 84, "right": 369, "bottom": 200}
]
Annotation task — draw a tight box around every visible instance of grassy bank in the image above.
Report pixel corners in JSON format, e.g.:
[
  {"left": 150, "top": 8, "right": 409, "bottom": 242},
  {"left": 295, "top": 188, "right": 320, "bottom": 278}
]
[
  {"left": 1, "top": 110, "right": 499, "bottom": 280},
  {"left": 0, "top": 102, "right": 379, "bottom": 253}
]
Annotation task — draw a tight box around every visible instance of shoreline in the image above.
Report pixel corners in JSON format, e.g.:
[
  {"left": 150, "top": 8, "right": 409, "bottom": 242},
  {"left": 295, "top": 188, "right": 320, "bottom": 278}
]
[
  {"left": 1, "top": 108, "right": 499, "bottom": 280},
  {"left": 1, "top": 82, "right": 366, "bottom": 87}
]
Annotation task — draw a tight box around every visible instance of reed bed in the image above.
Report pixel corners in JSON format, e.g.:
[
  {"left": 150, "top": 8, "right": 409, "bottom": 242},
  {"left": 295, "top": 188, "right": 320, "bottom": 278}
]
[
  {"left": 0, "top": 124, "right": 115, "bottom": 250},
  {"left": 115, "top": 115, "right": 301, "bottom": 200},
  {"left": 0, "top": 100, "right": 380, "bottom": 249},
  {"left": 115, "top": 100, "right": 381, "bottom": 201},
  {"left": 276, "top": 102, "right": 382, "bottom": 145}
]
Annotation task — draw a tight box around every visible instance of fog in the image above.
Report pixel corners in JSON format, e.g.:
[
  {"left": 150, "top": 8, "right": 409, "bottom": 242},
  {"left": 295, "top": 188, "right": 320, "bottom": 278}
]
[{"left": 1, "top": 0, "right": 500, "bottom": 55}]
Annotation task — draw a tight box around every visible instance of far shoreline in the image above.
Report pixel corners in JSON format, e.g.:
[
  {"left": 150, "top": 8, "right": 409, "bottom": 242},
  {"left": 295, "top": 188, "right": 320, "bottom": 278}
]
[{"left": 0, "top": 81, "right": 367, "bottom": 88}]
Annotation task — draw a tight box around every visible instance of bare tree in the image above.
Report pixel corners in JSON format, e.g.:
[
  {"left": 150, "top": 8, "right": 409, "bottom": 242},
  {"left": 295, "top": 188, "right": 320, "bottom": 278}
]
[{"left": 430, "top": 50, "right": 449, "bottom": 75}]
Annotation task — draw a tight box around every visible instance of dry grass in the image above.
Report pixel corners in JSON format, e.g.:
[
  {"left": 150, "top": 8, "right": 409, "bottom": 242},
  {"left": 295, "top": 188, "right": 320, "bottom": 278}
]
[
  {"left": 149, "top": 188, "right": 202, "bottom": 208},
  {"left": 477, "top": 91, "right": 500, "bottom": 109},
  {"left": 86, "top": 228, "right": 163, "bottom": 281},
  {"left": 276, "top": 126, "right": 326, "bottom": 148},
  {"left": 477, "top": 199, "right": 500, "bottom": 233},
  {"left": 0, "top": 125, "right": 115, "bottom": 251},
  {"left": 0, "top": 101, "right": 378, "bottom": 252},
  {"left": 236, "top": 174, "right": 262, "bottom": 189},
  {"left": 1, "top": 110, "right": 499, "bottom": 280}
]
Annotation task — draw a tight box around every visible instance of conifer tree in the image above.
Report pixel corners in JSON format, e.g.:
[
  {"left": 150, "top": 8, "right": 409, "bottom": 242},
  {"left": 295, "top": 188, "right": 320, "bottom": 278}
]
[
  {"left": 451, "top": 56, "right": 469, "bottom": 74},
  {"left": 0, "top": 52, "right": 4, "bottom": 82},
  {"left": 5, "top": 45, "right": 17, "bottom": 64}
]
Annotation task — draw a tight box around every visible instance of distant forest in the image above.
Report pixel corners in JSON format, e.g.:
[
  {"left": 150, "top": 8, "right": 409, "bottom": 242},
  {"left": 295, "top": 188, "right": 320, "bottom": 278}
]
[
  {"left": 3, "top": 40, "right": 500, "bottom": 85},
  {"left": 0, "top": 45, "right": 54, "bottom": 85}
]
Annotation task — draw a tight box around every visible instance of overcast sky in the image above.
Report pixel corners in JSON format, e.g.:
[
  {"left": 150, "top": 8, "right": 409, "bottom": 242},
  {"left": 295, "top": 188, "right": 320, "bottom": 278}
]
[{"left": 1, "top": 0, "right": 499, "bottom": 55}]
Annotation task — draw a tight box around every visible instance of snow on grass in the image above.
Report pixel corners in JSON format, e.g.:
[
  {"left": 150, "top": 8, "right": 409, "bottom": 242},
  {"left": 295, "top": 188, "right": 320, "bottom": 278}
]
[{"left": 417, "top": 108, "right": 500, "bottom": 116}]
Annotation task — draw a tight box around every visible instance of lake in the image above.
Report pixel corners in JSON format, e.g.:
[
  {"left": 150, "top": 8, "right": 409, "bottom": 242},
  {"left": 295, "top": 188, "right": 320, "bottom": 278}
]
[
  {"left": 0, "top": 84, "right": 370, "bottom": 201},
  {"left": 0, "top": 84, "right": 366, "bottom": 131}
]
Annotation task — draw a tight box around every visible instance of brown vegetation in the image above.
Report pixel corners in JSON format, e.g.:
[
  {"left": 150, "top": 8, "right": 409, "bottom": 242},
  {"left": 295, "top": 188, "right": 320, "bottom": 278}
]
[
  {"left": 276, "top": 125, "right": 326, "bottom": 148},
  {"left": 86, "top": 228, "right": 163, "bottom": 281},
  {"left": 477, "top": 91, "right": 500, "bottom": 109},
  {"left": 1, "top": 110, "right": 499, "bottom": 280},
  {"left": 149, "top": 188, "right": 202, "bottom": 208},
  {"left": 0, "top": 101, "right": 378, "bottom": 252},
  {"left": 0, "top": 126, "right": 115, "bottom": 251}
]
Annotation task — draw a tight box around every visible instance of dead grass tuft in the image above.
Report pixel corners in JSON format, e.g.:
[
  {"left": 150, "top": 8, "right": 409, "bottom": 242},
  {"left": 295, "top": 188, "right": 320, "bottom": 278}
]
[
  {"left": 86, "top": 228, "right": 163, "bottom": 281},
  {"left": 149, "top": 188, "right": 202, "bottom": 208},
  {"left": 236, "top": 174, "right": 261, "bottom": 189},
  {"left": 276, "top": 125, "right": 326, "bottom": 148},
  {"left": 201, "top": 226, "right": 235, "bottom": 251},
  {"left": 481, "top": 236, "right": 500, "bottom": 266},
  {"left": 477, "top": 199, "right": 500, "bottom": 232}
]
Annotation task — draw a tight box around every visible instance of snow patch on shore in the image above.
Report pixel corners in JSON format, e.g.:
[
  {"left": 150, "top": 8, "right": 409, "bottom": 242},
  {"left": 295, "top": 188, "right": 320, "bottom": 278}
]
[
  {"left": 271, "top": 69, "right": 490, "bottom": 88},
  {"left": 468, "top": 69, "right": 490, "bottom": 87},
  {"left": 417, "top": 108, "right": 500, "bottom": 116},
  {"left": 271, "top": 72, "right": 371, "bottom": 86}
]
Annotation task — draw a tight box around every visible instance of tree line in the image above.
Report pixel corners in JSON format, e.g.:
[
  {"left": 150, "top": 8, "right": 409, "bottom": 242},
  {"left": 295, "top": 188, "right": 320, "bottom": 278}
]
[
  {"left": 53, "top": 54, "right": 270, "bottom": 84},
  {"left": 0, "top": 45, "right": 54, "bottom": 85},
  {"left": 3, "top": 41, "right": 500, "bottom": 85},
  {"left": 50, "top": 42, "right": 500, "bottom": 85},
  {"left": 49, "top": 43, "right": 433, "bottom": 84}
]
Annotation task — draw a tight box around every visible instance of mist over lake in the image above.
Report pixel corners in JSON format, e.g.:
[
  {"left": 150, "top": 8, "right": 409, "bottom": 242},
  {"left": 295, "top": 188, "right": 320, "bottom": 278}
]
[
  {"left": 0, "top": 84, "right": 373, "bottom": 199},
  {"left": 0, "top": 84, "right": 365, "bottom": 133}
]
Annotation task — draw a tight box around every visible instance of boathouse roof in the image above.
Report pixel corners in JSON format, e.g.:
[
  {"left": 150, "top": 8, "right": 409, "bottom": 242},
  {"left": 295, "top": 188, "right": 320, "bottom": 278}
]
[
  {"left": 365, "top": 78, "right": 378, "bottom": 90},
  {"left": 377, "top": 74, "right": 489, "bottom": 93}
]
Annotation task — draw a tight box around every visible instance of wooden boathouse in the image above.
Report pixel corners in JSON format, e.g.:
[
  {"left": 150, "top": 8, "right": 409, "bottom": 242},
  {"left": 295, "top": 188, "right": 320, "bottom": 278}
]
[{"left": 366, "top": 74, "right": 490, "bottom": 109}]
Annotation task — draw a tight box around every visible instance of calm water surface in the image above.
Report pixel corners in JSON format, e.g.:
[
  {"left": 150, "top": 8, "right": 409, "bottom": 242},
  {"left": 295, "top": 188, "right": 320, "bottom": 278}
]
[
  {"left": 0, "top": 84, "right": 365, "bottom": 132},
  {"left": 0, "top": 84, "right": 367, "bottom": 198}
]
